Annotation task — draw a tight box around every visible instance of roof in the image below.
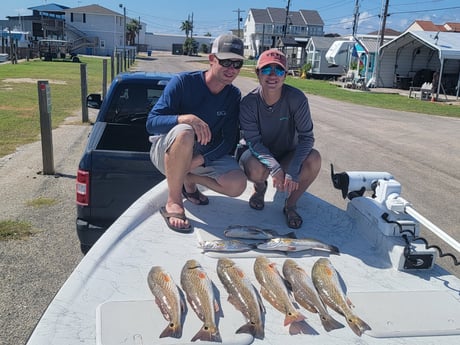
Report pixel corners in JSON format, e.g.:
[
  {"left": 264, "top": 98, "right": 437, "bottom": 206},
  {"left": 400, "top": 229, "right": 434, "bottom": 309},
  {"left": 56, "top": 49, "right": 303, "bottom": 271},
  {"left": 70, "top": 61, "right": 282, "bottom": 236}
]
[
  {"left": 248, "top": 7, "right": 323, "bottom": 27},
  {"left": 307, "top": 36, "right": 343, "bottom": 50},
  {"left": 381, "top": 31, "right": 460, "bottom": 60},
  {"left": 412, "top": 20, "right": 447, "bottom": 32},
  {"left": 366, "top": 28, "right": 402, "bottom": 37},
  {"left": 63, "top": 4, "right": 121, "bottom": 16},
  {"left": 28, "top": 3, "right": 69, "bottom": 13},
  {"left": 445, "top": 22, "right": 460, "bottom": 32},
  {"left": 299, "top": 9, "right": 324, "bottom": 26}
]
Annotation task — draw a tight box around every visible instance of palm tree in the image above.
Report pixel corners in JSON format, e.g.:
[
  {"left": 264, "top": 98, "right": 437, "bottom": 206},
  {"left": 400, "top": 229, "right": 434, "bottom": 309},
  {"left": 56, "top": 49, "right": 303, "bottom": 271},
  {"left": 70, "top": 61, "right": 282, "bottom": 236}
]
[
  {"left": 180, "top": 20, "right": 193, "bottom": 39},
  {"left": 126, "top": 18, "right": 141, "bottom": 46}
]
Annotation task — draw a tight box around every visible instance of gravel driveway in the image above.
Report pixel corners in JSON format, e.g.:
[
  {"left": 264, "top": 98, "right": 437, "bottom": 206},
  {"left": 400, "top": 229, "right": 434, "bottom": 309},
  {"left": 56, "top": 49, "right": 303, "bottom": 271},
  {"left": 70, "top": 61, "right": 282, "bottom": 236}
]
[{"left": 0, "top": 112, "right": 95, "bottom": 345}]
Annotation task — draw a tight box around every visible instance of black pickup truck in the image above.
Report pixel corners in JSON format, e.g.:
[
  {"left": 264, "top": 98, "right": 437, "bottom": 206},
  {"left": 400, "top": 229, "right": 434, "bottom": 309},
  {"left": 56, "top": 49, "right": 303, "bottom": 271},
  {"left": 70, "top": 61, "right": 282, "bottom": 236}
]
[{"left": 76, "top": 72, "right": 171, "bottom": 253}]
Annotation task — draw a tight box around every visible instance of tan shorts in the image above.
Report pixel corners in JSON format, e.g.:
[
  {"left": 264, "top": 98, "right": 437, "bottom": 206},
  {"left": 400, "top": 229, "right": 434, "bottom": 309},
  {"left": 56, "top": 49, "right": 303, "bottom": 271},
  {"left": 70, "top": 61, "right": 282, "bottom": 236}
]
[{"left": 149, "top": 124, "right": 241, "bottom": 179}]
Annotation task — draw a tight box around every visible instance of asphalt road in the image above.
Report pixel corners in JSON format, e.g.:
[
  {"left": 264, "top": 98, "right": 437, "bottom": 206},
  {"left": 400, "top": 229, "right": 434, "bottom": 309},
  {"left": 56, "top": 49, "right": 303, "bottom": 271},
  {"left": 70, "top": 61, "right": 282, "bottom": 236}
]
[{"left": 1, "top": 52, "right": 458, "bottom": 345}]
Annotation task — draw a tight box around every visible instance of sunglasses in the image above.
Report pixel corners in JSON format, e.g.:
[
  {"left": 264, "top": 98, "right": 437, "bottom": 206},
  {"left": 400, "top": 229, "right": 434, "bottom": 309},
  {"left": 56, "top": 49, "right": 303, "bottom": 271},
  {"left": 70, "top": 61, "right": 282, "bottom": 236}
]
[
  {"left": 260, "top": 65, "right": 286, "bottom": 76},
  {"left": 215, "top": 57, "right": 244, "bottom": 69}
]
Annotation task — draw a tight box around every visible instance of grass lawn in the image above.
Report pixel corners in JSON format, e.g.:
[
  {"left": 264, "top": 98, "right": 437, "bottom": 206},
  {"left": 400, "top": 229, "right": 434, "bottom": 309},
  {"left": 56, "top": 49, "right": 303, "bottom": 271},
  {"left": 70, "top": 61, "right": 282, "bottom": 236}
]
[
  {"left": 238, "top": 66, "right": 459, "bottom": 119},
  {"left": 0, "top": 57, "right": 458, "bottom": 158},
  {"left": 0, "top": 57, "right": 107, "bottom": 157}
]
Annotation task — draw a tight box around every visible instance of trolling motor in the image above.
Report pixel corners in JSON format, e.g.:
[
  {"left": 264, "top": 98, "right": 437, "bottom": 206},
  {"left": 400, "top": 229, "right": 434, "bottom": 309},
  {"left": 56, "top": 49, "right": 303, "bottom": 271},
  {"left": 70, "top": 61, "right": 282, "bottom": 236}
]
[{"left": 331, "top": 164, "right": 460, "bottom": 271}]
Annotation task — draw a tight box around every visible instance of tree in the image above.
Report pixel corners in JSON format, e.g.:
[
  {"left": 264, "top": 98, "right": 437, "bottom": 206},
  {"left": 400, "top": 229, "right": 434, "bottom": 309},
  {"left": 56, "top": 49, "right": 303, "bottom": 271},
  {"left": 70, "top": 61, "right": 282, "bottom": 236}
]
[
  {"left": 126, "top": 18, "right": 141, "bottom": 46},
  {"left": 180, "top": 20, "right": 193, "bottom": 39}
]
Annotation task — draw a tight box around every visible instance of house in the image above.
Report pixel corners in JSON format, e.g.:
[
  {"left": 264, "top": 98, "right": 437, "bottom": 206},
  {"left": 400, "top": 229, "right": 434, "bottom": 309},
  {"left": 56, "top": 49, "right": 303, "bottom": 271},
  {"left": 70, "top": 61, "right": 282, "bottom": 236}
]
[
  {"left": 5, "top": 3, "right": 68, "bottom": 41},
  {"left": 378, "top": 31, "right": 460, "bottom": 97},
  {"left": 243, "top": 7, "right": 324, "bottom": 66},
  {"left": 63, "top": 4, "right": 140, "bottom": 56}
]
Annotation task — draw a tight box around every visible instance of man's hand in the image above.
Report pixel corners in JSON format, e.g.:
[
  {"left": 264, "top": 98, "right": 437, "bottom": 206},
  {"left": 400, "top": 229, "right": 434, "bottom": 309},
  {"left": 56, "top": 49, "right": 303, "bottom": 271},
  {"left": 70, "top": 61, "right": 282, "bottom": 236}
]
[
  {"left": 272, "top": 170, "right": 298, "bottom": 193},
  {"left": 178, "top": 114, "right": 211, "bottom": 145}
]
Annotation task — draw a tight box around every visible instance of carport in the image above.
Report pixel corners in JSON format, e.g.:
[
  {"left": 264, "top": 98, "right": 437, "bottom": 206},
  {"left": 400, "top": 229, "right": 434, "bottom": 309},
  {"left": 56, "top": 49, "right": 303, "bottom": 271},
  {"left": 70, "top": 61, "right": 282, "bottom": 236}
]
[{"left": 377, "top": 31, "right": 460, "bottom": 99}]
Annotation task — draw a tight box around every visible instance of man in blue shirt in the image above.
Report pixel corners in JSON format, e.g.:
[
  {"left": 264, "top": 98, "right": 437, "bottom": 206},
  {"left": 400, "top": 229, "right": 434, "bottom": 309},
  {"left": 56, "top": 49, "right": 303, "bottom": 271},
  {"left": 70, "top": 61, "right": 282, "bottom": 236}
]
[{"left": 147, "top": 34, "right": 247, "bottom": 232}]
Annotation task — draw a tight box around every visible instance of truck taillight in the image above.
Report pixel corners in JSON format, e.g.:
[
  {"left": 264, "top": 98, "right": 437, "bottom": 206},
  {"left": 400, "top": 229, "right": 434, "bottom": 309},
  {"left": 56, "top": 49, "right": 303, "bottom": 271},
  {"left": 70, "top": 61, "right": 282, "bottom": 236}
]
[{"left": 76, "top": 169, "right": 90, "bottom": 206}]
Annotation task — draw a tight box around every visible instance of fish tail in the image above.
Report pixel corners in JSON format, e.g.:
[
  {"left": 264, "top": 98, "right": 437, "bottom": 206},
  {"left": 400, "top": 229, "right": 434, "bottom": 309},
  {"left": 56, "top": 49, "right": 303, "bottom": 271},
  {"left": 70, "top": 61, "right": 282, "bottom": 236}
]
[
  {"left": 320, "top": 314, "right": 345, "bottom": 332},
  {"left": 191, "top": 325, "right": 222, "bottom": 343},
  {"left": 330, "top": 244, "right": 340, "bottom": 255},
  {"left": 159, "top": 322, "right": 182, "bottom": 338},
  {"left": 286, "top": 231, "right": 297, "bottom": 239},
  {"left": 284, "top": 311, "right": 306, "bottom": 326},
  {"left": 346, "top": 314, "right": 371, "bottom": 337},
  {"left": 236, "top": 321, "right": 265, "bottom": 340}
]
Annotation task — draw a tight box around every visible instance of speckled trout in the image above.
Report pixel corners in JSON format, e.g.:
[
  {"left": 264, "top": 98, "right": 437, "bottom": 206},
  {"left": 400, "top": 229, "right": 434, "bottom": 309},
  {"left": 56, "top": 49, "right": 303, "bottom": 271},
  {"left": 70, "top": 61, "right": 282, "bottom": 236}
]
[
  {"left": 180, "top": 259, "right": 222, "bottom": 342},
  {"left": 256, "top": 237, "right": 339, "bottom": 254},
  {"left": 199, "top": 239, "right": 257, "bottom": 252},
  {"left": 217, "top": 258, "right": 265, "bottom": 339},
  {"left": 312, "top": 258, "right": 371, "bottom": 336},
  {"left": 224, "top": 225, "right": 296, "bottom": 240},
  {"left": 253, "top": 256, "right": 305, "bottom": 326},
  {"left": 147, "top": 266, "right": 184, "bottom": 338},
  {"left": 282, "top": 259, "right": 344, "bottom": 332}
]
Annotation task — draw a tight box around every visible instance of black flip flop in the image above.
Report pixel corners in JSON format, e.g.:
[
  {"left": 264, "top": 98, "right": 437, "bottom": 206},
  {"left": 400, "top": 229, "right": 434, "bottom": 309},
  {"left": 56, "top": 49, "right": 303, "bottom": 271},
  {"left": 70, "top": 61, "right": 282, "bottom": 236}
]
[
  {"left": 160, "top": 206, "right": 193, "bottom": 233},
  {"left": 182, "top": 185, "right": 209, "bottom": 205}
]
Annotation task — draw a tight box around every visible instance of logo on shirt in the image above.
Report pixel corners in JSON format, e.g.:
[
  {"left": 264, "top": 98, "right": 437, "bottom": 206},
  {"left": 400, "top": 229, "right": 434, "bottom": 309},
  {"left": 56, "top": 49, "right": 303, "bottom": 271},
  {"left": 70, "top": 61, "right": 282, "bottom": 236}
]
[{"left": 217, "top": 111, "right": 227, "bottom": 117}]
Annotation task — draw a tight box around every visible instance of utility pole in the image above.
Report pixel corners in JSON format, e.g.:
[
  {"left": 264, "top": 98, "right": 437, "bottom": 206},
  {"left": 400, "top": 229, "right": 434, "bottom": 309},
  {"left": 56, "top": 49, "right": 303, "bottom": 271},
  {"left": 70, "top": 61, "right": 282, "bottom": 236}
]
[
  {"left": 378, "top": 0, "right": 389, "bottom": 49},
  {"left": 283, "top": 0, "right": 291, "bottom": 38},
  {"left": 233, "top": 8, "right": 245, "bottom": 38},
  {"left": 352, "top": 0, "right": 360, "bottom": 37},
  {"left": 374, "top": 0, "right": 390, "bottom": 88}
]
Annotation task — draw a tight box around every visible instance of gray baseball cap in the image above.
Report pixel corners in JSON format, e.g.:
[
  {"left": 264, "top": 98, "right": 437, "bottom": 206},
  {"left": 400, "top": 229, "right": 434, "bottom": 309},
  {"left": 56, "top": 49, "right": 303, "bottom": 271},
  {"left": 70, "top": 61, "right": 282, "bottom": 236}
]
[{"left": 211, "top": 34, "right": 244, "bottom": 60}]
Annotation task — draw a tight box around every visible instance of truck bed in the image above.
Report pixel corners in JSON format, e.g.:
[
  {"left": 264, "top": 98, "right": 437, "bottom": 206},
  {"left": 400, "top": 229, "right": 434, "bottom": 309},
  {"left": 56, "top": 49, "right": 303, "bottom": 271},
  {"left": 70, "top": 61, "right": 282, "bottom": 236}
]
[{"left": 96, "top": 123, "right": 151, "bottom": 152}]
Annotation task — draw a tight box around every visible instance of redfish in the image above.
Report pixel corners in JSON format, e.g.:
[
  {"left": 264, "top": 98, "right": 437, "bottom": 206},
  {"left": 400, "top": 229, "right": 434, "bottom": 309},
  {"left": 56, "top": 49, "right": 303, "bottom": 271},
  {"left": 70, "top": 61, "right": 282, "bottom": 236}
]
[
  {"left": 180, "top": 259, "right": 222, "bottom": 342},
  {"left": 217, "top": 258, "right": 265, "bottom": 339},
  {"left": 312, "top": 258, "right": 371, "bottom": 336},
  {"left": 253, "top": 256, "right": 305, "bottom": 327},
  {"left": 147, "top": 266, "right": 184, "bottom": 338},
  {"left": 282, "top": 259, "right": 344, "bottom": 332}
]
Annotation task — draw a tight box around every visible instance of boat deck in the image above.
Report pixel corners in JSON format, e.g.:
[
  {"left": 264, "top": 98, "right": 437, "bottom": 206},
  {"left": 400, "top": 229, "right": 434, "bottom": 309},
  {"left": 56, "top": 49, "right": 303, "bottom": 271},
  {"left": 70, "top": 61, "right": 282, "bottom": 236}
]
[{"left": 26, "top": 181, "right": 460, "bottom": 345}]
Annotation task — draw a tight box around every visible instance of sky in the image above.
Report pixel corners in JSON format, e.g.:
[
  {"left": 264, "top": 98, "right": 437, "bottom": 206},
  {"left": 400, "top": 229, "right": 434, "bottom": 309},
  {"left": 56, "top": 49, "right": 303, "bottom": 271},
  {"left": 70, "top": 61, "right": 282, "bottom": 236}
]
[{"left": 2, "top": 0, "right": 460, "bottom": 36}]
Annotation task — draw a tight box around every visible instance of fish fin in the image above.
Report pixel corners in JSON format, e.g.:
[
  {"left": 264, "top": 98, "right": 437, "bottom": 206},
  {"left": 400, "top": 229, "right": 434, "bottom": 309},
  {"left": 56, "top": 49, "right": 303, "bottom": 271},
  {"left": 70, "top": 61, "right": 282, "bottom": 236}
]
[
  {"left": 236, "top": 321, "right": 265, "bottom": 340},
  {"left": 213, "top": 299, "right": 220, "bottom": 313},
  {"left": 159, "top": 322, "right": 182, "bottom": 338},
  {"left": 346, "top": 296, "right": 355, "bottom": 308},
  {"left": 346, "top": 314, "right": 371, "bottom": 337},
  {"left": 191, "top": 325, "right": 222, "bottom": 342},
  {"left": 284, "top": 310, "right": 306, "bottom": 326},
  {"left": 319, "top": 314, "right": 345, "bottom": 332}
]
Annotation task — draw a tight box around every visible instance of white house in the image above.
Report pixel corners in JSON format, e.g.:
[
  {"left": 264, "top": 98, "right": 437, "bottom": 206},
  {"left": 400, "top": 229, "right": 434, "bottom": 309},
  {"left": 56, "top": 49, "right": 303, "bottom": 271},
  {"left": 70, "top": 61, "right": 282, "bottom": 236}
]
[
  {"left": 243, "top": 7, "right": 324, "bottom": 65},
  {"left": 63, "top": 4, "right": 143, "bottom": 56}
]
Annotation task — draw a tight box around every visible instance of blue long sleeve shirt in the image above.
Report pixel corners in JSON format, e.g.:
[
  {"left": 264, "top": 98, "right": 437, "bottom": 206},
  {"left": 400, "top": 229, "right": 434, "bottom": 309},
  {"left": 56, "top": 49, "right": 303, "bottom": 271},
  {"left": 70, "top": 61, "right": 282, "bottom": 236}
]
[{"left": 146, "top": 71, "right": 241, "bottom": 166}]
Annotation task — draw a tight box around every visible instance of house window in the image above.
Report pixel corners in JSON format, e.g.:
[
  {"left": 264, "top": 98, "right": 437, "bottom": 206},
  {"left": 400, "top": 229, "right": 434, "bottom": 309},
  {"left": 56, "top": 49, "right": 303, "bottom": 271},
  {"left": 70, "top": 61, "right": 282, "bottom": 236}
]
[
  {"left": 100, "top": 40, "right": 105, "bottom": 48},
  {"left": 71, "top": 13, "right": 86, "bottom": 23}
]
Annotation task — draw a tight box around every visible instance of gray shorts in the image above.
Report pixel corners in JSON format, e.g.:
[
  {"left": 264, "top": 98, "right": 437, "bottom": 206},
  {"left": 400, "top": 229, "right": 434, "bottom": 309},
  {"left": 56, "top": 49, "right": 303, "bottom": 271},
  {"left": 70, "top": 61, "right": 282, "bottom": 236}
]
[{"left": 149, "top": 124, "right": 241, "bottom": 180}]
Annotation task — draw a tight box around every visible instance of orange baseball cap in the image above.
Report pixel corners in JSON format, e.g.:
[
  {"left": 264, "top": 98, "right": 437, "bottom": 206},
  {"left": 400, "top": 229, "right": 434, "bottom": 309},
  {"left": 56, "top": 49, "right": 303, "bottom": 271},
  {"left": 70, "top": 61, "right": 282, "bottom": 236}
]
[{"left": 257, "top": 49, "right": 287, "bottom": 70}]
